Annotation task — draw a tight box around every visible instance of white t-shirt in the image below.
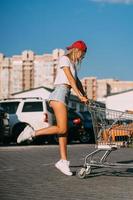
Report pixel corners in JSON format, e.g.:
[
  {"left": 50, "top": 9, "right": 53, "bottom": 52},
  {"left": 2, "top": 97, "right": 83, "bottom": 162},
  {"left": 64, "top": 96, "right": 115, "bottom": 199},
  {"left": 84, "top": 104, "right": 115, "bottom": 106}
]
[{"left": 54, "top": 55, "right": 77, "bottom": 86}]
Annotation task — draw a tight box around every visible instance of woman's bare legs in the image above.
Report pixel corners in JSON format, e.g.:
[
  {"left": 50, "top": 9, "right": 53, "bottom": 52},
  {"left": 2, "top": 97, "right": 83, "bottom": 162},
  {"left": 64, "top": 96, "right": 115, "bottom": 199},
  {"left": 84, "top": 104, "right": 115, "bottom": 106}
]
[
  {"left": 17, "top": 100, "right": 72, "bottom": 175},
  {"left": 35, "top": 101, "right": 68, "bottom": 160}
]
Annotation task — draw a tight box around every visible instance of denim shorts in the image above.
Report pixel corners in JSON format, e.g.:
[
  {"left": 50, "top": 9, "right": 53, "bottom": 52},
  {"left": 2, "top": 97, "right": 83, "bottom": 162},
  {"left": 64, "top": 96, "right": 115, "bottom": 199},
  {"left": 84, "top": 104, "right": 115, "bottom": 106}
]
[{"left": 48, "top": 85, "right": 70, "bottom": 106}]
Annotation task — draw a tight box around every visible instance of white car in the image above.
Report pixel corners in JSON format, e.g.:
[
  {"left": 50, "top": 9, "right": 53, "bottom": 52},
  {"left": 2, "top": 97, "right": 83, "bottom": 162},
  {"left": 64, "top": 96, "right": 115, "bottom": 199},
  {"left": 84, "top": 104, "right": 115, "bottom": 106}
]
[{"left": 0, "top": 97, "right": 54, "bottom": 143}]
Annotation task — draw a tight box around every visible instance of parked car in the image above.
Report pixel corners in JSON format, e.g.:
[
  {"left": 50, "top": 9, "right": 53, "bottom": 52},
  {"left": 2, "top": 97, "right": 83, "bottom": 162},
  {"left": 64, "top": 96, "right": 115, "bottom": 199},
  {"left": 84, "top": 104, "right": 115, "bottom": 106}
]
[
  {"left": 0, "top": 107, "right": 10, "bottom": 144},
  {"left": 78, "top": 111, "right": 95, "bottom": 143},
  {"left": 51, "top": 108, "right": 92, "bottom": 144},
  {"left": 0, "top": 98, "right": 54, "bottom": 144}
]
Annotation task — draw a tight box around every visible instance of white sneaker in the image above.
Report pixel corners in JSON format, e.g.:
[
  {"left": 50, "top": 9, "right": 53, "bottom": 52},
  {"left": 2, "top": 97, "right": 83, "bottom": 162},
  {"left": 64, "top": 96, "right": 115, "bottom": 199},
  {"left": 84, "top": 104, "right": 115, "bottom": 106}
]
[
  {"left": 55, "top": 160, "right": 73, "bottom": 176},
  {"left": 17, "top": 125, "right": 35, "bottom": 144}
]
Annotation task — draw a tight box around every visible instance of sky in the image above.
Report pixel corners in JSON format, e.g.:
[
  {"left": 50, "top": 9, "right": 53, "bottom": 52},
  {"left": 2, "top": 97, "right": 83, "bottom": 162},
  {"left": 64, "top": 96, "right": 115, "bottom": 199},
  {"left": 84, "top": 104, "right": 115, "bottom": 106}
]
[{"left": 0, "top": 0, "right": 133, "bottom": 81}]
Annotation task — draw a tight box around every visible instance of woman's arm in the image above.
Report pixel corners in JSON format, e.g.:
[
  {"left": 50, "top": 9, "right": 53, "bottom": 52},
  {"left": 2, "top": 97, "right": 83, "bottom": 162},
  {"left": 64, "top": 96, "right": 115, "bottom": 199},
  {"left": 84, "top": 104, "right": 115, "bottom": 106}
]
[
  {"left": 76, "top": 77, "right": 87, "bottom": 97},
  {"left": 63, "top": 67, "right": 88, "bottom": 103}
]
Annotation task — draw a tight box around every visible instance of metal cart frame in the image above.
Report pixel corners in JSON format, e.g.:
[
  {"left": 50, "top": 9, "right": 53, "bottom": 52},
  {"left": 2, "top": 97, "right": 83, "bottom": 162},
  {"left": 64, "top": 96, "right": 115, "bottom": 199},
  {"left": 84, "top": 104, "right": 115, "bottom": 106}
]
[{"left": 77, "top": 101, "right": 133, "bottom": 178}]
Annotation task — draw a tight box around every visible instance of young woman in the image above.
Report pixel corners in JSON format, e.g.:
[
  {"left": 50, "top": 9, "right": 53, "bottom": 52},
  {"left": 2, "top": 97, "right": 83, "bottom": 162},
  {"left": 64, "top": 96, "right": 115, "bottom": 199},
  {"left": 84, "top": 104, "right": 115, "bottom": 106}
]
[{"left": 17, "top": 40, "right": 88, "bottom": 176}]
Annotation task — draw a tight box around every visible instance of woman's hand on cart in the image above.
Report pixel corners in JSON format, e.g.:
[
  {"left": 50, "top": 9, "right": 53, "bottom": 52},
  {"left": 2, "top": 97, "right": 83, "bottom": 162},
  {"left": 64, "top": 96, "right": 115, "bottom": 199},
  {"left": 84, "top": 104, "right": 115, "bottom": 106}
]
[{"left": 78, "top": 95, "right": 89, "bottom": 104}]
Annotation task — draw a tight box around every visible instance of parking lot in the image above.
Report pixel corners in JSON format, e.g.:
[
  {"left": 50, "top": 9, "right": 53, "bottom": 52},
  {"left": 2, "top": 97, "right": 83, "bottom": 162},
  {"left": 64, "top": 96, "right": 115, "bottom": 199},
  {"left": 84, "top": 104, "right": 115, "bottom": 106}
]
[{"left": 0, "top": 144, "right": 133, "bottom": 200}]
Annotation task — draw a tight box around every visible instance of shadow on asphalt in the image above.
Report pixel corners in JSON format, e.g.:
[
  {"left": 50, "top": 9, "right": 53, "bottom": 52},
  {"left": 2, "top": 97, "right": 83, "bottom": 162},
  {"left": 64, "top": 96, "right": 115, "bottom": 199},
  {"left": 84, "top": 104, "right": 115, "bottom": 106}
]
[
  {"left": 117, "top": 160, "right": 133, "bottom": 164},
  {"left": 88, "top": 169, "right": 133, "bottom": 178},
  {"left": 71, "top": 165, "right": 133, "bottom": 178}
]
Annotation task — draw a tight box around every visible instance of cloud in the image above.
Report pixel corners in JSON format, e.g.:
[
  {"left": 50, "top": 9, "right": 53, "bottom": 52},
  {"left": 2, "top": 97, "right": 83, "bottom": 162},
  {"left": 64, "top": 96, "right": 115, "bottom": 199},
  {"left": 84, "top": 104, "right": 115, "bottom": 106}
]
[{"left": 91, "top": 0, "right": 133, "bottom": 4}]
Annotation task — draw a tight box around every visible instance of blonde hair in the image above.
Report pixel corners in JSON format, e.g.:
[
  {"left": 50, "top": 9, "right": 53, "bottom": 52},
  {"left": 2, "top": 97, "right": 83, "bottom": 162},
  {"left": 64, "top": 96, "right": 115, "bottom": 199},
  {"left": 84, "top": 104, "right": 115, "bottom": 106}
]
[{"left": 65, "top": 48, "right": 82, "bottom": 70}]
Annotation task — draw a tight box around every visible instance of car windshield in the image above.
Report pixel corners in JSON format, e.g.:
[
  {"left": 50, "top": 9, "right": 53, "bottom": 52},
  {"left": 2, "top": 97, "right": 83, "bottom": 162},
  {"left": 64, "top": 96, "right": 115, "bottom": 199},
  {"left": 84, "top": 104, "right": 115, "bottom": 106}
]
[{"left": 0, "top": 102, "right": 20, "bottom": 114}]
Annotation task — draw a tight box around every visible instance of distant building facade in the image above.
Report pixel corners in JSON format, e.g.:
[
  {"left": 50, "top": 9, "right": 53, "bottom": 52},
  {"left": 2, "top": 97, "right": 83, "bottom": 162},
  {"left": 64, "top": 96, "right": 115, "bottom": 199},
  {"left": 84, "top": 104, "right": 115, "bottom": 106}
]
[
  {"left": 81, "top": 77, "right": 133, "bottom": 102},
  {"left": 0, "top": 50, "right": 133, "bottom": 101},
  {"left": 0, "top": 49, "right": 64, "bottom": 99}
]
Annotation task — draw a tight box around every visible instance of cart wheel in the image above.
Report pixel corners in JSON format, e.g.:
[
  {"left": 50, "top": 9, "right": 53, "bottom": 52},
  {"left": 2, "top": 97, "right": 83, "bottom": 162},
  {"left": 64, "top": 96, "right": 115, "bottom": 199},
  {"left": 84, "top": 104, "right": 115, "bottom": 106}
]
[
  {"left": 86, "top": 165, "right": 91, "bottom": 175},
  {"left": 76, "top": 167, "right": 87, "bottom": 179}
]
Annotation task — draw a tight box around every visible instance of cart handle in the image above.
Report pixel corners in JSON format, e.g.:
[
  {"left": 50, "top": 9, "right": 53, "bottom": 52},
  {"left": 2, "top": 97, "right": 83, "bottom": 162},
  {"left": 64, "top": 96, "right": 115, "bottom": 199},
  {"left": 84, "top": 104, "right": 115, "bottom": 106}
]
[{"left": 87, "top": 99, "right": 101, "bottom": 109}]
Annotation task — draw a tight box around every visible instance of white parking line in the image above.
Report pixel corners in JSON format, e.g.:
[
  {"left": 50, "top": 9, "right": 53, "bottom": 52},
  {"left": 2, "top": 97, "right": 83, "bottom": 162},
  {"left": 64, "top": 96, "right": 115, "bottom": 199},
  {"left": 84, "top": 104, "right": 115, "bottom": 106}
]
[
  {"left": 0, "top": 145, "right": 59, "bottom": 151},
  {"left": 42, "top": 162, "right": 55, "bottom": 166},
  {"left": 0, "top": 167, "right": 15, "bottom": 172}
]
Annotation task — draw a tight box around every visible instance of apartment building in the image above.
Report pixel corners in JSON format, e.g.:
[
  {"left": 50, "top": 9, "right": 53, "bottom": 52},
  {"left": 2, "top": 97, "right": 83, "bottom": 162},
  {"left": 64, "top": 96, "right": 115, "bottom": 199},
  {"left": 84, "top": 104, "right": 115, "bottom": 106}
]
[
  {"left": 0, "top": 49, "right": 64, "bottom": 99},
  {"left": 1, "top": 50, "right": 133, "bottom": 101},
  {"left": 0, "top": 54, "right": 11, "bottom": 98},
  {"left": 81, "top": 77, "right": 97, "bottom": 100},
  {"left": 81, "top": 77, "right": 133, "bottom": 102}
]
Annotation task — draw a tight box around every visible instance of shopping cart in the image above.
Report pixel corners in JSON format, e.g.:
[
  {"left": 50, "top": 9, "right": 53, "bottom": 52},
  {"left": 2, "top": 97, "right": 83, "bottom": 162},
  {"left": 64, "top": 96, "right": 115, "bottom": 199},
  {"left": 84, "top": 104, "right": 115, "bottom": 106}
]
[{"left": 77, "top": 100, "right": 133, "bottom": 178}]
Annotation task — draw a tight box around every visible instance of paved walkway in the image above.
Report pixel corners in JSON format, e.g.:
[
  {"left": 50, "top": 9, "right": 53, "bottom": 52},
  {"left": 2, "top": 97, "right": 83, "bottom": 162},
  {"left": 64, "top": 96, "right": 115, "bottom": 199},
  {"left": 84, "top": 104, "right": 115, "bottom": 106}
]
[{"left": 0, "top": 144, "right": 133, "bottom": 200}]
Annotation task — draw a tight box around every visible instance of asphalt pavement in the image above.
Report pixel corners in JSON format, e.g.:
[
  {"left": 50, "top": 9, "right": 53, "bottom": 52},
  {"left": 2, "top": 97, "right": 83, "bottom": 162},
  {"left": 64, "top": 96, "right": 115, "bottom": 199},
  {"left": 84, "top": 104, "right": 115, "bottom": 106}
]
[{"left": 0, "top": 144, "right": 133, "bottom": 200}]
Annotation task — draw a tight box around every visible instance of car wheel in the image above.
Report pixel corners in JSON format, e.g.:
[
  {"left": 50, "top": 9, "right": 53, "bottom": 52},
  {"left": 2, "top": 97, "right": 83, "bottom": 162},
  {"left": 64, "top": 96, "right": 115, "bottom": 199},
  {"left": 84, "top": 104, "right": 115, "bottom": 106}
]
[
  {"left": 79, "top": 129, "right": 93, "bottom": 144},
  {"left": 2, "top": 137, "right": 11, "bottom": 145},
  {"left": 52, "top": 134, "right": 59, "bottom": 144}
]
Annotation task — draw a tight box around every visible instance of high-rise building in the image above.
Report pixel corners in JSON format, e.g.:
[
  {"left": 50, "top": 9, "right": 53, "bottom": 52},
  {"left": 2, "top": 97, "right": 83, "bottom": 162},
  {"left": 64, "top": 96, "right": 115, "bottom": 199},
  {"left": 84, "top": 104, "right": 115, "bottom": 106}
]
[
  {"left": 81, "top": 77, "right": 133, "bottom": 102},
  {"left": 0, "top": 49, "right": 64, "bottom": 99},
  {"left": 0, "top": 53, "right": 12, "bottom": 98},
  {"left": 81, "top": 77, "right": 97, "bottom": 100},
  {"left": 1, "top": 50, "right": 133, "bottom": 101}
]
